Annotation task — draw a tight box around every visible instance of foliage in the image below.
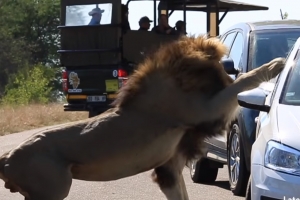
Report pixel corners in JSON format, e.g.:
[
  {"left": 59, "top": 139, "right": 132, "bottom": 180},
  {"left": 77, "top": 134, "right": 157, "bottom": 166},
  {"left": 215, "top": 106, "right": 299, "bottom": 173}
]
[
  {"left": 1, "top": 64, "right": 57, "bottom": 105},
  {"left": 280, "top": 9, "right": 288, "bottom": 20},
  {"left": 0, "top": 0, "right": 61, "bottom": 65},
  {"left": 283, "top": 12, "right": 288, "bottom": 20},
  {"left": 0, "top": 32, "right": 31, "bottom": 97},
  {"left": 0, "top": 0, "right": 62, "bottom": 97}
]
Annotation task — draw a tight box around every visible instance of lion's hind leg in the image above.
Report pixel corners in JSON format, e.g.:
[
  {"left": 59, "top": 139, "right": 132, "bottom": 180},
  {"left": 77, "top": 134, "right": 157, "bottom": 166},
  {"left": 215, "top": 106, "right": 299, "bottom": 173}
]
[
  {"left": 151, "top": 154, "right": 189, "bottom": 200},
  {"left": 5, "top": 155, "right": 72, "bottom": 200}
]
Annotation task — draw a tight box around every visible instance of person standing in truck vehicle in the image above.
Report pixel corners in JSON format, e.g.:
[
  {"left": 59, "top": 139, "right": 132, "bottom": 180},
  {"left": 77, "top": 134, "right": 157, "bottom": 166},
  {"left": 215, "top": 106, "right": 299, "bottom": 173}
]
[
  {"left": 138, "top": 16, "right": 153, "bottom": 31},
  {"left": 88, "top": 7, "right": 105, "bottom": 25},
  {"left": 174, "top": 20, "right": 187, "bottom": 36},
  {"left": 151, "top": 14, "right": 173, "bottom": 35}
]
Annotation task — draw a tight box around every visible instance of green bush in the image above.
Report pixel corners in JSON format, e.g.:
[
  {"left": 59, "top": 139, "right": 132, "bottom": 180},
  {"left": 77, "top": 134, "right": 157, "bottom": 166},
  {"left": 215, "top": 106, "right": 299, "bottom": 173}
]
[{"left": 1, "top": 64, "right": 56, "bottom": 105}]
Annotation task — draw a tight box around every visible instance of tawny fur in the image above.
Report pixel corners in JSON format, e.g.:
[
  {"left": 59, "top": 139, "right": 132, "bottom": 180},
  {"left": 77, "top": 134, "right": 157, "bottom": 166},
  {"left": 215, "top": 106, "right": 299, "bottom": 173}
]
[{"left": 0, "top": 35, "right": 285, "bottom": 200}]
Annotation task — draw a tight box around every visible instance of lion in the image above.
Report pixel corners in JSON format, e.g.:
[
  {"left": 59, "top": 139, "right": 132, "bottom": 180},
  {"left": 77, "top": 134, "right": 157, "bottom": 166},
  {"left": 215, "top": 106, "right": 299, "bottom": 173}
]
[{"left": 0, "top": 35, "right": 285, "bottom": 200}]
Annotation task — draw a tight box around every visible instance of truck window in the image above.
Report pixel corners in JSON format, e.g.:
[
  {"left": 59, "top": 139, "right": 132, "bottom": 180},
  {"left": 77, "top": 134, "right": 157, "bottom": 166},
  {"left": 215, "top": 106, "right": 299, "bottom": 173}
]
[
  {"left": 228, "top": 32, "right": 244, "bottom": 71},
  {"left": 65, "top": 3, "right": 113, "bottom": 26}
]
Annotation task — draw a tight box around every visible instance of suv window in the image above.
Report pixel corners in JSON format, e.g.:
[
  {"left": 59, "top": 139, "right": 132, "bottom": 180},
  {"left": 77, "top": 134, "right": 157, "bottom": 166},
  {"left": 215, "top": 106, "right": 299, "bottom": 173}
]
[
  {"left": 281, "top": 50, "right": 300, "bottom": 106},
  {"left": 228, "top": 32, "right": 244, "bottom": 71},
  {"left": 221, "top": 32, "right": 236, "bottom": 51},
  {"left": 251, "top": 29, "right": 300, "bottom": 70}
]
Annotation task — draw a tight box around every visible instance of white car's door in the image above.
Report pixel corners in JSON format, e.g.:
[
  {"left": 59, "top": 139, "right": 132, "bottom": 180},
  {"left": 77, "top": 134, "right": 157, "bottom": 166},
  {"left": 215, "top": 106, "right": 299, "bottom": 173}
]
[{"left": 251, "top": 37, "right": 300, "bottom": 165}]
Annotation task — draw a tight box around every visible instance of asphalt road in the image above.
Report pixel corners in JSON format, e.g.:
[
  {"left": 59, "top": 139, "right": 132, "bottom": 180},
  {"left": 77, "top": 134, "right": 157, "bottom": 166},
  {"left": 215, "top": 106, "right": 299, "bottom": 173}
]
[{"left": 0, "top": 125, "right": 245, "bottom": 200}]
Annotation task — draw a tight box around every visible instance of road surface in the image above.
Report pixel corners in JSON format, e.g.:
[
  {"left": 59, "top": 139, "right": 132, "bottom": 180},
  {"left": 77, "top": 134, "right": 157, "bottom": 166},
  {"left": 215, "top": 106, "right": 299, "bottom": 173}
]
[{"left": 0, "top": 125, "right": 244, "bottom": 200}]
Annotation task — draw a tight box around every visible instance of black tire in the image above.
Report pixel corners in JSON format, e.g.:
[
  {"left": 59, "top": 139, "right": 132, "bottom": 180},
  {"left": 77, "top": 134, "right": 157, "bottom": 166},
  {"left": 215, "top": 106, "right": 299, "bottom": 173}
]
[
  {"left": 190, "top": 158, "right": 218, "bottom": 184},
  {"left": 227, "top": 123, "right": 250, "bottom": 196},
  {"left": 245, "top": 177, "right": 251, "bottom": 200}
]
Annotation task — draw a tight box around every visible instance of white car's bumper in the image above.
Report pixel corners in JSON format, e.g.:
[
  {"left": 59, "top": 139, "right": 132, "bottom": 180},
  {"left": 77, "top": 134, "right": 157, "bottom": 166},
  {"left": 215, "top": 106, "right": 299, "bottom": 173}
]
[{"left": 252, "top": 164, "right": 300, "bottom": 200}]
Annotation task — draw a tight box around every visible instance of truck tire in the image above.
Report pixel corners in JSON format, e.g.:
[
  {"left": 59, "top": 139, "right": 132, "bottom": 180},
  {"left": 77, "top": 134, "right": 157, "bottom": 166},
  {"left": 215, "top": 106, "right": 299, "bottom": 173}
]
[
  {"left": 88, "top": 110, "right": 100, "bottom": 118},
  {"left": 227, "top": 123, "right": 249, "bottom": 196},
  {"left": 190, "top": 158, "right": 218, "bottom": 184}
]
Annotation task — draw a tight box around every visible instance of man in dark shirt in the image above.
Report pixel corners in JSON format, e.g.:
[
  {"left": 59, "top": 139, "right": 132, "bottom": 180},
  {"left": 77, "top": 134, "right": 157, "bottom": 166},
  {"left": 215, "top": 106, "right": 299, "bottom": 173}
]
[
  {"left": 174, "top": 20, "right": 187, "bottom": 36},
  {"left": 151, "top": 14, "right": 173, "bottom": 35},
  {"left": 138, "top": 16, "right": 153, "bottom": 31}
]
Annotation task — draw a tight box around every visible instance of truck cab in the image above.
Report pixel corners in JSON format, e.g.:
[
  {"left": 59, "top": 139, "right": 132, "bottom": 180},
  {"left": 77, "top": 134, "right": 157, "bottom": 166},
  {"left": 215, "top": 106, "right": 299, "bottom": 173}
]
[{"left": 59, "top": 0, "right": 128, "bottom": 117}]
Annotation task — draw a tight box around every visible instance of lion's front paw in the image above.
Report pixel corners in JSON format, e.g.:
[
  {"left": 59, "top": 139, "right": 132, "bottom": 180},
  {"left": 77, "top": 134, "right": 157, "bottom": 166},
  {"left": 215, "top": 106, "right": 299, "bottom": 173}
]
[
  {"left": 269, "top": 57, "right": 286, "bottom": 63},
  {"left": 267, "top": 57, "right": 286, "bottom": 77}
]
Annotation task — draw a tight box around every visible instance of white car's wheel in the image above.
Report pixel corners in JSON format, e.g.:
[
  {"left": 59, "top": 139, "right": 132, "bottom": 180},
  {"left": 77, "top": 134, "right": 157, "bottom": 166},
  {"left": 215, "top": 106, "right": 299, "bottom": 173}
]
[{"left": 227, "top": 123, "right": 249, "bottom": 196}]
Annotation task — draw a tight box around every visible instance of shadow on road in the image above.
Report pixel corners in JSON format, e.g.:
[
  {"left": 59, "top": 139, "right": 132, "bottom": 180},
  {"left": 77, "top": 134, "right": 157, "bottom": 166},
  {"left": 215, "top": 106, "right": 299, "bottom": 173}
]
[
  {"left": 199, "top": 180, "right": 230, "bottom": 190},
  {"left": 213, "top": 180, "right": 230, "bottom": 190}
]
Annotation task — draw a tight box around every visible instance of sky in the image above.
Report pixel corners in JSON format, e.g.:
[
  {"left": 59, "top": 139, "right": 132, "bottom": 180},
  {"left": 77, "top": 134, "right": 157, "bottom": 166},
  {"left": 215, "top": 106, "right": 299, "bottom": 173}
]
[
  {"left": 66, "top": 0, "right": 300, "bottom": 35},
  {"left": 66, "top": 4, "right": 113, "bottom": 25},
  {"left": 123, "top": 0, "right": 300, "bottom": 35}
]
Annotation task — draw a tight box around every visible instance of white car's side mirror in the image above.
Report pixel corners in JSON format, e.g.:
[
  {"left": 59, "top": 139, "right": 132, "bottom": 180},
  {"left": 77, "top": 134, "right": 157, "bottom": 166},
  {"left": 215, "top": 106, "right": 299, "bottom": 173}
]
[{"left": 237, "top": 88, "right": 270, "bottom": 112}]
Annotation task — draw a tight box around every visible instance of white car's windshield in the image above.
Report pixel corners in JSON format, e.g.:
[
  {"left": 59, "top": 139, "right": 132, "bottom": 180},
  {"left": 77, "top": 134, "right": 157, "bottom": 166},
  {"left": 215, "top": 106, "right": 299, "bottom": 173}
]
[
  {"left": 282, "top": 56, "right": 300, "bottom": 105},
  {"left": 251, "top": 29, "right": 300, "bottom": 69}
]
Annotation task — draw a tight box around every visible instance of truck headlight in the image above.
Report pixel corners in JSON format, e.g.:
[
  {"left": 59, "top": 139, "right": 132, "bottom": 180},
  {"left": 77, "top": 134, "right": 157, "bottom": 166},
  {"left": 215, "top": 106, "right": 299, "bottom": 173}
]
[{"left": 264, "top": 140, "right": 300, "bottom": 175}]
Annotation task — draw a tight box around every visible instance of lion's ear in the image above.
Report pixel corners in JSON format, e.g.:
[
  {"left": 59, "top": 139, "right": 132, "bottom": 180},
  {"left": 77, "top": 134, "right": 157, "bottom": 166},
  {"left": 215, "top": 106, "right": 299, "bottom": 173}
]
[
  {"left": 205, "top": 38, "right": 228, "bottom": 61},
  {"left": 193, "top": 35, "right": 228, "bottom": 61}
]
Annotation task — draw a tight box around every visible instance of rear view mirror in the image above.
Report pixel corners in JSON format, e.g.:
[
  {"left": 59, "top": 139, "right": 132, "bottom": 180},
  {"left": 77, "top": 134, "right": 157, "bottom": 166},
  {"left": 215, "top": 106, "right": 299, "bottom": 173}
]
[{"left": 221, "top": 57, "right": 238, "bottom": 75}]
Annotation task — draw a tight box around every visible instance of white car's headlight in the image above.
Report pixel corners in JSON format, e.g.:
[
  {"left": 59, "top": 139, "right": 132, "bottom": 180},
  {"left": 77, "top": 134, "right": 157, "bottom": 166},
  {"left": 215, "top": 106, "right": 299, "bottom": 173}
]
[{"left": 264, "top": 140, "right": 300, "bottom": 175}]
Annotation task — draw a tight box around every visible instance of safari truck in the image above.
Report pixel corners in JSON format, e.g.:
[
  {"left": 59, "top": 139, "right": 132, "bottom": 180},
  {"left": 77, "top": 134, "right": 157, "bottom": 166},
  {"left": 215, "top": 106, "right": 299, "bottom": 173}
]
[{"left": 57, "top": 0, "right": 268, "bottom": 118}]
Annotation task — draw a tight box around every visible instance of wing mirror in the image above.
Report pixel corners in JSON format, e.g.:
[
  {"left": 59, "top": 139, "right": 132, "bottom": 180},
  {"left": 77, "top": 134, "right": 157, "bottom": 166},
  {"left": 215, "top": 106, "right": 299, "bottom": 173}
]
[
  {"left": 221, "top": 57, "right": 239, "bottom": 75},
  {"left": 237, "top": 88, "right": 270, "bottom": 112}
]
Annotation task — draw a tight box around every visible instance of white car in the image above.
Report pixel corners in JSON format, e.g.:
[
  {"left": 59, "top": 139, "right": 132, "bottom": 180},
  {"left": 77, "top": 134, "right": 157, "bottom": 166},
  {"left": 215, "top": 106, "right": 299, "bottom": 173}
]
[{"left": 237, "top": 36, "right": 300, "bottom": 200}]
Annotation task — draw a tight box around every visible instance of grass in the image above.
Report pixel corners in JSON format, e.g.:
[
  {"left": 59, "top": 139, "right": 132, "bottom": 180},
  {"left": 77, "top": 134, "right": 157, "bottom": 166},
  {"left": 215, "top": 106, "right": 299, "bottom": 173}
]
[{"left": 0, "top": 103, "right": 88, "bottom": 136}]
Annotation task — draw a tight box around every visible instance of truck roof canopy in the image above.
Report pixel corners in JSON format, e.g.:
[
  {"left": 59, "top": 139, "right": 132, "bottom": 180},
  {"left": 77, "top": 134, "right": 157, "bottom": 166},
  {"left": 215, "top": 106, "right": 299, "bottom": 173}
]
[
  {"left": 126, "top": 0, "right": 268, "bottom": 36},
  {"left": 166, "top": 0, "right": 268, "bottom": 12},
  {"left": 128, "top": 0, "right": 268, "bottom": 12}
]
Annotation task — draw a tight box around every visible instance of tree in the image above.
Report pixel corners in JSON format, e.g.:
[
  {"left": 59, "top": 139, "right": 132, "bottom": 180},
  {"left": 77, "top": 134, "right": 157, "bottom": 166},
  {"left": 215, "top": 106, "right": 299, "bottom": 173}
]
[
  {"left": 283, "top": 12, "right": 288, "bottom": 19},
  {"left": 280, "top": 9, "right": 288, "bottom": 20},
  {"left": 2, "top": 64, "right": 56, "bottom": 105},
  {"left": 0, "top": 0, "right": 61, "bottom": 65},
  {"left": 0, "top": 33, "right": 31, "bottom": 97},
  {"left": 0, "top": 0, "right": 62, "bottom": 97}
]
